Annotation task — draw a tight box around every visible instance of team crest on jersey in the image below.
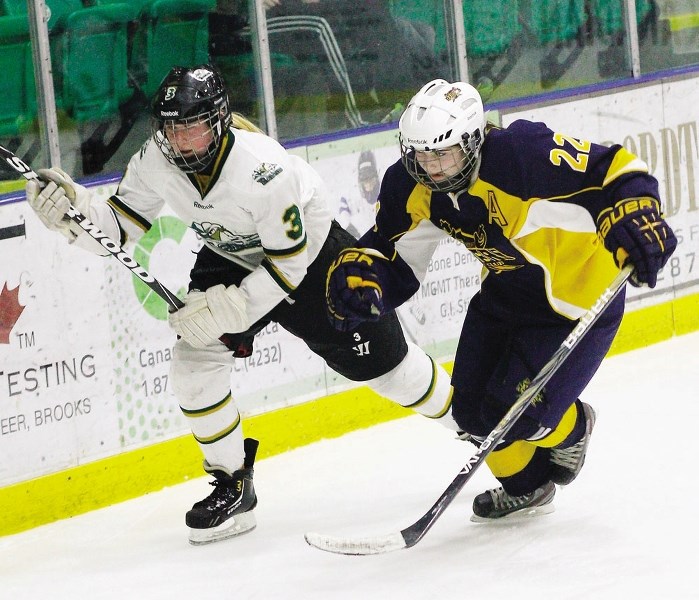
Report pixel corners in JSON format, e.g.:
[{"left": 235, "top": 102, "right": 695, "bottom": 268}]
[
  {"left": 191, "top": 221, "right": 261, "bottom": 253},
  {"left": 440, "top": 221, "right": 522, "bottom": 274},
  {"left": 252, "top": 163, "right": 283, "bottom": 185},
  {"left": 444, "top": 87, "right": 462, "bottom": 102}
]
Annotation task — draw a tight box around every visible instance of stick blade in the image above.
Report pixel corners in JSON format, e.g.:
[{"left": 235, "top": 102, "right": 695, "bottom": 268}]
[{"left": 304, "top": 531, "right": 406, "bottom": 555}]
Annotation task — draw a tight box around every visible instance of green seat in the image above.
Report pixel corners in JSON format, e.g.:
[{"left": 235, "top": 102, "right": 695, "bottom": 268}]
[
  {"left": 59, "top": 3, "right": 138, "bottom": 121},
  {"left": 130, "top": 0, "right": 216, "bottom": 97},
  {"left": 390, "top": 0, "right": 522, "bottom": 97},
  {"left": 464, "top": 0, "right": 521, "bottom": 57},
  {"left": 593, "top": 0, "right": 654, "bottom": 35},
  {"left": 594, "top": 0, "right": 657, "bottom": 78},
  {"left": 462, "top": 0, "right": 523, "bottom": 98},
  {"left": 529, "top": 0, "right": 587, "bottom": 44},
  {"left": 526, "top": 0, "right": 589, "bottom": 88},
  {"left": 389, "top": 0, "right": 446, "bottom": 54},
  {"left": 1, "top": 0, "right": 84, "bottom": 30},
  {"left": 146, "top": 0, "right": 216, "bottom": 95},
  {"left": 390, "top": 0, "right": 521, "bottom": 58},
  {"left": 0, "top": 15, "right": 37, "bottom": 137},
  {"left": 1, "top": 0, "right": 85, "bottom": 109}
]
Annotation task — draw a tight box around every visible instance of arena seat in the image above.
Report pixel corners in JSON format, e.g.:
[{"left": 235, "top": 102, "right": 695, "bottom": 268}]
[
  {"left": 593, "top": 0, "right": 655, "bottom": 36},
  {"left": 463, "top": 0, "right": 522, "bottom": 95},
  {"left": 130, "top": 0, "right": 216, "bottom": 97},
  {"left": 528, "top": 0, "right": 588, "bottom": 88},
  {"left": 0, "top": 15, "right": 36, "bottom": 137},
  {"left": 594, "top": 0, "right": 658, "bottom": 77},
  {"left": 59, "top": 3, "right": 138, "bottom": 122},
  {"left": 390, "top": 0, "right": 522, "bottom": 96},
  {"left": 1, "top": 0, "right": 83, "bottom": 30}
]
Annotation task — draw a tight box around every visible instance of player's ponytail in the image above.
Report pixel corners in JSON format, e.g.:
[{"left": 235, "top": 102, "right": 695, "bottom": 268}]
[{"left": 231, "top": 113, "right": 264, "bottom": 134}]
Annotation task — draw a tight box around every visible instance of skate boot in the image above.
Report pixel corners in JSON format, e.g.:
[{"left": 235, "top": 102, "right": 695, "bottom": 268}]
[
  {"left": 471, "top": 481, "right": 556, "bottom": 522},
  {"left": 186, "top": 437, "right": 259, "bottom": 545},
  {"left": 550, "top": 402, "right": 596, "bottom": 485}
]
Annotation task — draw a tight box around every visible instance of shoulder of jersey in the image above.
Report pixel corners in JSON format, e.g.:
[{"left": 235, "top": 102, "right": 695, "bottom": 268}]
[
  {"left": 487, "top": 119, "right": 554, "bottom": 152},
  {"left": 479, "top": 120, "right": 549, "bottom": 172},
  {"left": 134, "top": 136, "right": 172, "bottom": 170},
  {"left": 383, "top": 158, "right": 411, "bottom": 182},
  {"left": 382, "top": 159, "right": 421, "bottom": 194},
  {"left": 230, "top": 128, "right": 295, "bottom": 188}
]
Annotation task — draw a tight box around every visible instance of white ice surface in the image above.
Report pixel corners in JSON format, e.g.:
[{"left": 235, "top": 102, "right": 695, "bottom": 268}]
[{"left": 1, "top": 332, "right": 698, "bottom": 600}]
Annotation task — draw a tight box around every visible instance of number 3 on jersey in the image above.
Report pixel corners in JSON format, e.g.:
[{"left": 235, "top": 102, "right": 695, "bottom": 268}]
[{"left": 283, "top": 205, "right": 304, "bottom": 240}]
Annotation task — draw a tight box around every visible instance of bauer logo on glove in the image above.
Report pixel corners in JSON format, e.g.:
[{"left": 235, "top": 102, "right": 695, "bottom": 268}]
[
  {"left": 597, "top": 197, "right": 677, "bottom": 288},
  {"left": 326, "top": 248, "right": 386, "bottom": 332}
]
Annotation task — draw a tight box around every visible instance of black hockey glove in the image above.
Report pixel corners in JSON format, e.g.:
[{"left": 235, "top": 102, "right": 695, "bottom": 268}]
[
  {"left": 597, "top": 197, "right": 676, "bottom": 288},
  {"left": 326, "top": 248, "right": 386, "bottom": 332}
]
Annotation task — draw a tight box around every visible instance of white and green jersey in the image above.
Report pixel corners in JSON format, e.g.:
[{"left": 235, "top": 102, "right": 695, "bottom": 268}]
[{"left": 101, "top": 127, "right": 332, "bottom": 324}]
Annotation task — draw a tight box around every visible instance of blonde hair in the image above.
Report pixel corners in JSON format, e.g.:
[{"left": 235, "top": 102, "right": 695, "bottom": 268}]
[{"left": 231, "top": 112, "right": 264, "bottom": 134}]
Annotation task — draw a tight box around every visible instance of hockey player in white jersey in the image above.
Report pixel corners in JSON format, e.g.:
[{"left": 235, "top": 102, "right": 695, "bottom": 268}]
[{"left": 25, "top": 64, "right": 458, "bottom": 545}]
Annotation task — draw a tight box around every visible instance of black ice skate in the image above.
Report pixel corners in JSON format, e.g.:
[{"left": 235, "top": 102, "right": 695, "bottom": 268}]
[
  {"left": 550, "top": 402, "right": 596, "bottom": 485},
  {"left": 186, "top": 437, "right": 259, "bottom": 545},
  {"left": 471, "top": 481, "right": 556, "bottom": 522}
]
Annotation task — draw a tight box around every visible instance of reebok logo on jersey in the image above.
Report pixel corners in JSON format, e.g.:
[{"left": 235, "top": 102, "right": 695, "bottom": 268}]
[
  {"left": 194, "top": 201, "right": 214, "bottom": 210},
  {"left": 252, "top": 163, "right": 283, "bottom": 185}
]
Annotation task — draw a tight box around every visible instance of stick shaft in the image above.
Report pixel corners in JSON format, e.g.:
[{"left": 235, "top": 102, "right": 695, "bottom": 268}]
[
  {"left": 1, "top": 145, "right": 183, "bottom": 309},
  {"left": 306, "top": 266, "right": 631, "bottom": 554},
  {"left": 402, "top": 265, "right": 631, "bottom": 546},
  {"left": 0, "top": 144, "right": 245, "bottom": 349}
]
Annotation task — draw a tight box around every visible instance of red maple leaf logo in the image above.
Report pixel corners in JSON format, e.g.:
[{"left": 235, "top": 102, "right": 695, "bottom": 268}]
[{"left": 0, "top": 283, "right": 25, "bottom": 344}]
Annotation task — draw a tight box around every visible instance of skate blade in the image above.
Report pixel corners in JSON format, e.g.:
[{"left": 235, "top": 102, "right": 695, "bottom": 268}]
[
  {"left": 470, "top": 502, "right": 555, "bottom": 524},
  {"left": 189, "top": 511, "right": 257, "bottom": 545}
]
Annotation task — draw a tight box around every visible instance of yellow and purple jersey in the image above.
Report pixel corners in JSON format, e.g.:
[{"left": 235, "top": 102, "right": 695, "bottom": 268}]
[{"left": 359, "top": 119, "right": 660, "bottom": 324}]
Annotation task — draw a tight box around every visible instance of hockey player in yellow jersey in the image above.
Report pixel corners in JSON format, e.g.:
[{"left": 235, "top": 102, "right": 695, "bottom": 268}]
[{"left": 326, "top": 79, "right": 677, "bottom": 521}]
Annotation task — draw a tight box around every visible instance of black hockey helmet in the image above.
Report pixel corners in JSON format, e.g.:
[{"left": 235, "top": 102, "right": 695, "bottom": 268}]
[{"left": 151, "top": 64, "right": 232, "bottom": 172}]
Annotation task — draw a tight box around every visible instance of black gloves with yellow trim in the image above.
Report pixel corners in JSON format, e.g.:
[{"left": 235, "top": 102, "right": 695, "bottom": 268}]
[
  {"left": 598, "top": 197, "right": 677, "bottom": 288},
  {"left": 326, "top": 248, "right": 387, "bottom": 332}
]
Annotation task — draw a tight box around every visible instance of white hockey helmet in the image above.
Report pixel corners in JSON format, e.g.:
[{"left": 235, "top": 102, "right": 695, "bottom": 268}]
[{"left": 399, "top": 79, "right": 485, "bottom": 192}]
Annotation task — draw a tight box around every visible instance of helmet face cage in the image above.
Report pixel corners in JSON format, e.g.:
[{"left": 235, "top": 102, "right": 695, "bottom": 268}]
[
  {"left": 398, "top": 79, "right": 485, "bottom": 193},
  {"left": 153, "top": 107, "right": 226, "bottom": 173},
  {"left": 151, "top": 64, "right": 231, "bottom": 173},
  {"left": 399, "top": 128, "right": 482, "bottom": 193}
]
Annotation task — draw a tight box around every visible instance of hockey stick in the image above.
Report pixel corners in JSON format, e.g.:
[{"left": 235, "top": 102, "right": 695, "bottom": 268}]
[
  {"left": 0, "top": 144, "right": 246, "bottom": 350},
  {"left": 1, "top": 144, "right": 184, "bottom": 310},
  {"left": 305, "top": 265, "right": 632, "bottom": 555}
]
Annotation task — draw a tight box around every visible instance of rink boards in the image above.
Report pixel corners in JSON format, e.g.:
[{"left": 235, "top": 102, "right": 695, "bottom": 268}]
[{"left": 1, "top": 71, "right": 698, "bottom": 535}]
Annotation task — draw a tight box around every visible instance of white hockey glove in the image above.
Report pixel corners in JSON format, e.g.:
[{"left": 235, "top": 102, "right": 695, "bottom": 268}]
[
  {"left": 169, "top": 284, "right": 250, "bottom": 348},
  {"left": 26, "top": 167, "right": 93, "bottom": 242}
]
